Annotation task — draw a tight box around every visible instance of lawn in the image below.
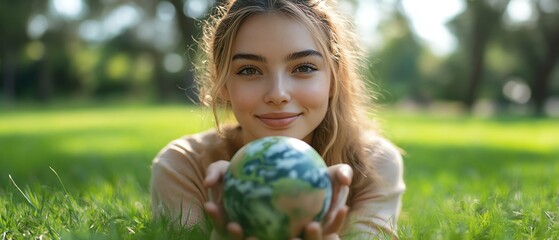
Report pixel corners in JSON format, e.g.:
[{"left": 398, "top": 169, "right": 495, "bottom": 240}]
[{"left": 1, "top": 104, "right": 558, "bottom": 239}]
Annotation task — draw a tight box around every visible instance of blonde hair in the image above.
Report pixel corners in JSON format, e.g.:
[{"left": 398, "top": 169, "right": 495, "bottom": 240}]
[{"left": 195, "top": 0, "right": 379, "bottom": 185}]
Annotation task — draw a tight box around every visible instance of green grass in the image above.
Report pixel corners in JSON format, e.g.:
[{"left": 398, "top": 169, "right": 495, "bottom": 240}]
[
  {"left": 0, "top": 104, "right": 214, "bottom": 239},
  {"left": 381, "top": 111, "right": 559, "bottom": 239},
  {"left": 1, "top": 104, "right": 558, "bottom": 239}
]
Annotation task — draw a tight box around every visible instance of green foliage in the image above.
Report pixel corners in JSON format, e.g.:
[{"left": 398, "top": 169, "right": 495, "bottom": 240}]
[
  {"left": 2, "top": 0, "right": 558, "bottom": 114},
  {"left": 1, "top": 105, "right": 558, "bottom": 239},
  {"left": 372, "top": 12, "right": 422, "bottom": 103}
]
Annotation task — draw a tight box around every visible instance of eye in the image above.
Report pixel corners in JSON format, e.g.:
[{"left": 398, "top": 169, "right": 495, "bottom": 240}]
[
  {"left": 237, "top": 66, "right": 261, "bottom": 75},
  {"left": 293, "top": 63, "right": 318, "bottom": 73}
]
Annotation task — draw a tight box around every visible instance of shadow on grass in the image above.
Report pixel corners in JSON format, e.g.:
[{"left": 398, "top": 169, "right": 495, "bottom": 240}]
[
  {"left": 0, "top": 130, "right": 162, "bottom": 193},
  {"left": 398, "top": 141, "right": 559, "bottom": 199},
  {"left": 400, "top": 142, "right": 558, "bottom": 179},
  {"left": 3, "top": 126, "right": 556, "bottom": 194}
]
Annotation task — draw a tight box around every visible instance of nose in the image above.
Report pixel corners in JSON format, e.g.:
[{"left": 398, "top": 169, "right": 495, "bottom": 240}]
[{"left": 264, "top": 73, "right": 291, "bottom": 105}]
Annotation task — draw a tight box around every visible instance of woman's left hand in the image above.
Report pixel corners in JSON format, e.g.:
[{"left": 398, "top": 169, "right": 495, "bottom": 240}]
[{"left": 296, "top": 163, "right": 353, "bottom": 240}]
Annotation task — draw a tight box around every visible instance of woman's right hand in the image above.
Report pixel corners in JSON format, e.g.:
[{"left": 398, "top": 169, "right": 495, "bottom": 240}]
[
  {"left": 204, "top": 160, "right": 255, "bottom": 240},
  {"left": 203, "top": 160, "right": 237, "bottom": 239}
]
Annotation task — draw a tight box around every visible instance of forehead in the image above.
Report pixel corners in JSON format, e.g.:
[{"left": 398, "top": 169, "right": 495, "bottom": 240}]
[{"left": 232, "top": 13, "right": 321, "bottom": 56}]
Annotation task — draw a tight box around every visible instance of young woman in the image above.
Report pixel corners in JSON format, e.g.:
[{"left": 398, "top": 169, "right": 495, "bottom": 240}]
[{"left": 150, "top": 0, "right": 405, "bottom": 239}]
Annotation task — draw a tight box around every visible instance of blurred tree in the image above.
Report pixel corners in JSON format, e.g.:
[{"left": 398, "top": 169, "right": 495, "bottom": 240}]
[
  {"left": 483, "top": 0, "right": 558, "bottom": 116},
  {"left": 530, "top": 1, "right": 559, "bottom": 116},
  {"left": 169, "top": 0, "right": 228, "bottom": 103},
  {"left": 138, "top": 0, "right": 175, "bottom": 102},
  {"left": 0, "top": 1, "right": 32, "bottom": 103},
  {"left": 460, "top": 0, "right": 509, "bottom": 111},
  {"left": 43, "top": 23, "right": 84, "bottom": 101},
  {"left": 169, "top": 0, "right": 200, "bottom": 103},
  {"left": 0, "top": 0, "right": 555, "bottom": 116},
  {"left": 372, "top": 7, "right": 422, "bottom": 103}
]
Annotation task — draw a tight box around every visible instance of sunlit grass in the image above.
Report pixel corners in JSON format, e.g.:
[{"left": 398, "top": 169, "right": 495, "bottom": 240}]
[
  {"left": 380, "top": 110, "right": 559, "bottom": 239},
  {"left": 1, "top": 104, "right": 213, "bottom": 239},
  {"left": 381, "top": 110, "right": 559, "bottom": 151},
  {"left": 1, "top": 104, "right": 558, "bottom": 239},
  {"left": 0, "top": 104, "right": 214, "bottom": 188}
]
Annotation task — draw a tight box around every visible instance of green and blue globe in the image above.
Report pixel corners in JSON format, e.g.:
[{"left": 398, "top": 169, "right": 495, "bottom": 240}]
[{"left": 223, "top": 136, "right": 332, "bottom": 240}]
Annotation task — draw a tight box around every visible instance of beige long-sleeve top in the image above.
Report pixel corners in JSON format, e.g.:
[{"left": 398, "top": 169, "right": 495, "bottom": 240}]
[{"left": 150, "top": 126, "right": 405, "bottom": 239}]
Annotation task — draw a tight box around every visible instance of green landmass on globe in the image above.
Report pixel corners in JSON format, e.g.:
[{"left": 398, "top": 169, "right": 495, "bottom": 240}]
[{"left": 223, "top": 136, "right": 332, "bottom": 240}]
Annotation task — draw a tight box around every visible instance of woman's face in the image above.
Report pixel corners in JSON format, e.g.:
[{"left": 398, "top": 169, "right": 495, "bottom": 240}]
[{"left": 224, "top": 13, "right": 331, "bottom": 144}]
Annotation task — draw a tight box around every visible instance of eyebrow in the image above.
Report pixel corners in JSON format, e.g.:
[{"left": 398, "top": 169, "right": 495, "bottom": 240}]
[
  {"left": 284, "top": 50, "right": 323, "bottom": 62},
  {"left": 232, "top": 53, "right": 266, "bottom": 63},
  {"left": 231, "top": 50, "right": 323, "bottom": 63}
]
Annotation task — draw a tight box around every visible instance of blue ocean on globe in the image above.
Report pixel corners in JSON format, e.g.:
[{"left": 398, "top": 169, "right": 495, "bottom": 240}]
[{"left": 223, "top": 136, "right": 332, "bottom": 240}]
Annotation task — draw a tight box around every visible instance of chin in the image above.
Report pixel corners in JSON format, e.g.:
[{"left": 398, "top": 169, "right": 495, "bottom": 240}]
[{"left": 261, "top": 130, "right": 303, "bottom": 139}]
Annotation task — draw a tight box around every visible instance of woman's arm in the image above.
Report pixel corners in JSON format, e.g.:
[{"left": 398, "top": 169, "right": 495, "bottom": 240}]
[
  {"left": 341, "top": 138, "right": 406, "bottom": 239},
  {"left": 150, "top": 141, "right": 211, "bottom": 230}
]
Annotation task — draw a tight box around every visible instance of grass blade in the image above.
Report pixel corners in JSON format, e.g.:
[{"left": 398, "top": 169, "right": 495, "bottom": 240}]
[
  {"left": 8, "top": 175, "right": 37, "bottom": 210},
  {"left": 49, "top": 167, "right": 69, "bottom": 195}
]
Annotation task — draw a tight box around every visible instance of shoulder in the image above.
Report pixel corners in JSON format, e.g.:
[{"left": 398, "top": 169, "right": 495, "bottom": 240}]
[
  {"left": 152, "top": 127, "right": 236, "bottom": 172},
  {"left": 157, "top": 128, "right": 223, "bottom": 158}
]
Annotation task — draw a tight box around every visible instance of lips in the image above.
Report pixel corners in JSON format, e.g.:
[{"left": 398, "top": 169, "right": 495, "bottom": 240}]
[{"left": 256, "top": 112, "right": 301, "bottom": 128}]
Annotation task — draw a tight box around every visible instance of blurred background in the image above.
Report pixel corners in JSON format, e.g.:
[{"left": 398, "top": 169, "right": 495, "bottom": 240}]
[{"left": 1, "top": 0, "right": 558, "bottom": 117}]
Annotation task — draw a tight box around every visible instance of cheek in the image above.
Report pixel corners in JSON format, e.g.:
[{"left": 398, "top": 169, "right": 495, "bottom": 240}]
[
  {"left": 226, "top": 82, "right": 258, "bottom": 111},
  {"left": 296, "top": 77, "right": 331, "bottom": 108},
  {"left": 298, "top": 87, "right": 329, "bottom": 108}
]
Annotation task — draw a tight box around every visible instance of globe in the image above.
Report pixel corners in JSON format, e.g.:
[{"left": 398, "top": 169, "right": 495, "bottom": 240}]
[{"left": 223, "top": 136, "right": 332, "bottom": 240}]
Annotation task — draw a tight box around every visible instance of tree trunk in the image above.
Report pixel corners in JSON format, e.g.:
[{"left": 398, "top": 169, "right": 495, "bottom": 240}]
[
  {"left": 169, "top": 0, "right": 198, "bottom": 52},
  {"left": 152, "top": 51, "right": 169, "bottom": 102},
  {"left": 464, "top": 5, "right": 489, "bottom": 111},
  {"left": 2, "top": 47, "right": 16, "bottom": 103},
  {"left": 533, "top": 30, "right": 559, "bottom": 116},
  {"left": 37, "top": 54, "right": 52, "bottom": 103}
]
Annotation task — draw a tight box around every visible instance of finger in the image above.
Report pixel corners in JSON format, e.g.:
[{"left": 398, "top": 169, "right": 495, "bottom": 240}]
[
  {"left": 226, "top": 222, "right": 244, "bottom": 240},
  {"left": 205, "top": 160, "right": 230, "bottom": 203},
  {"left": 328, "top": 164, "right": 353, "bottom": 186},
  {"left": 323, "top": 206, "right": 348, "bottom": 235},
  {"left": 334, "top": 186, "right": 349, "bottom": 209},
  {"left": 325, "top": 184, "right": 349, "bottom": 224},
  {"left": 204, "top": 202, "right": 227, "bottom": 232},
  {"left": 204, "top": 160, "right": 230, "bottom": 187},
  {"left": 326, "top": 164, "right": 352, "bottom": 214},
  {"left": 303, "top": 222, "right": 322, "bottom": 240}
]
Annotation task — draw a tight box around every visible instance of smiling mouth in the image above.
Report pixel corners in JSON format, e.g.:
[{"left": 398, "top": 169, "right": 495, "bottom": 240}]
[{"left": 256, "top": 113, "right": 301, "bottom": 128}]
